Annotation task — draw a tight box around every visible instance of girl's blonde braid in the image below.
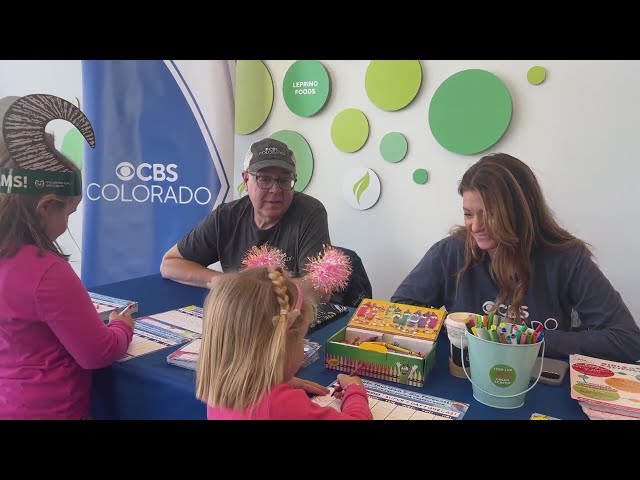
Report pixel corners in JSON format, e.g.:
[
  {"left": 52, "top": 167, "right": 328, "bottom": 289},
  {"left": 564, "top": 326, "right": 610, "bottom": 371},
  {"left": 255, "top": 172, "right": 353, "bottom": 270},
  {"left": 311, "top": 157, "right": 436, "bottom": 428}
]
[{"left": 267, "top": 267, "right": 291, "bottom": 323}]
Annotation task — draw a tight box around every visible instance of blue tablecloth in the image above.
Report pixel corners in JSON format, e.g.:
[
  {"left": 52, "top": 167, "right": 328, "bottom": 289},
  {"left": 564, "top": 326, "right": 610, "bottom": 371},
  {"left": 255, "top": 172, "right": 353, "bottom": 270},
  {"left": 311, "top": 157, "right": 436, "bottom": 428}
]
[{"left": 90, "top": 274, "right": 588, "bottom": 420}]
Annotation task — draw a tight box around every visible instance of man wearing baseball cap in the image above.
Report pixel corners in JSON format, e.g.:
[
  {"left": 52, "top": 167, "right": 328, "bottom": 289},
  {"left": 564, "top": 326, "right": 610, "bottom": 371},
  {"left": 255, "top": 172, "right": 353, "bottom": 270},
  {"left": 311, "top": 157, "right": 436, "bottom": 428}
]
[{"left": 161, "top": 137, "right": 331, "bottom": 290}]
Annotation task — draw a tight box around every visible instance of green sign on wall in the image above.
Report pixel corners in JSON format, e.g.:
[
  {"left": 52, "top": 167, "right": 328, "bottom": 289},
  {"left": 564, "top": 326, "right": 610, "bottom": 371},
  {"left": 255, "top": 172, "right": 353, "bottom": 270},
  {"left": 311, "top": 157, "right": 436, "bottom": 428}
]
[{"left": 283, "top": 60, "right": 331, "bottom": 117}]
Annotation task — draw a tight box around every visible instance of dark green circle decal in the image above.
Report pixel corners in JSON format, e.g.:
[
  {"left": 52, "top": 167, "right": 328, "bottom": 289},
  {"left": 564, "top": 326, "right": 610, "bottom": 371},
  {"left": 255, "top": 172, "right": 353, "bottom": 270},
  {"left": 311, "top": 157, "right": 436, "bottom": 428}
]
[
  {"left": 413, "top": 168, "right": 429, "bottom": 184},
  {"left": 429, "top": 69, "right": 512, "bottom": 155},
  {"left": 283, "top": 60, "right": 331, "bottom": 117},
  {"left": 489, "top": 364, "right": 517, "bottom": 388},
  {"left": 270, "top": 130, "right": 313, "bottom": 192}
]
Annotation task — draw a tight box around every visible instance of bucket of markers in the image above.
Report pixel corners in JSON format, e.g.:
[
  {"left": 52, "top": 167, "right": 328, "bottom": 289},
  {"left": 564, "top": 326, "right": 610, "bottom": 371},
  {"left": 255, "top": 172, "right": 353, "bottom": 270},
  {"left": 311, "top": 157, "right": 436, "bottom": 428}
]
[{"left": 461, "top": 323, "right": 545, "bottom": 409}]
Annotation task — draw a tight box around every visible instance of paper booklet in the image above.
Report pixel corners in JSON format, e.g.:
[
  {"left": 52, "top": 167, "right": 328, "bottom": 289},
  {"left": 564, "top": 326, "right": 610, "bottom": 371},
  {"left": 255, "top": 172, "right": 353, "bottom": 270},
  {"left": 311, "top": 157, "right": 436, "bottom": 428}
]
[
  {"left": 119, "top": 305, "right": 202, "bottom": 362},
  {"left": 569, "top": 354, "right": 640, "bottom": 419},
  {"left": 312, "top": 379, "right": 469, "bottom": 420},
  {"left": 166, "top": 338, "right": 322, "bottom": 371},
  {"left": 89, "top": 292, "right": 138, "bottom": 322},
  {"left": 309, "top": 303, "right": 350, "bottom": 331},
  {"left": 302, "top": 340, "right": 322, "bottom": 369},
  {"left": 166, "top": 338, "right": 201, "bottom": 370}
]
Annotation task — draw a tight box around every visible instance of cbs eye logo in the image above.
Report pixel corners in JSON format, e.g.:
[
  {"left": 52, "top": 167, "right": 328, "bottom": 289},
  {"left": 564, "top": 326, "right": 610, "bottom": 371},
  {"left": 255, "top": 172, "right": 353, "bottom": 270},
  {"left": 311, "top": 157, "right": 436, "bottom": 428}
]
[
  {"left": 114, "top": 162, "right": 178, "bottom": 182},
  {"left": 115, "top": 162, "right": 136, "bottom": 181}
]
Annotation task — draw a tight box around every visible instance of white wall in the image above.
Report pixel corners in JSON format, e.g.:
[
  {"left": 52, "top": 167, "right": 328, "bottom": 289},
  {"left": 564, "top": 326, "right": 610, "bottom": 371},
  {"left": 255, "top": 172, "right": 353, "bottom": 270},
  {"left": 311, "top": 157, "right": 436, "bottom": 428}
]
[
  {"left": 0, "top": 60, "right": 83, "bottom": 274},
  {"left": 2, "top": 60, "right": 637, "bottom": 326},
  {"left": 234, "top": 60, "right": 640, "bottom": 324}
]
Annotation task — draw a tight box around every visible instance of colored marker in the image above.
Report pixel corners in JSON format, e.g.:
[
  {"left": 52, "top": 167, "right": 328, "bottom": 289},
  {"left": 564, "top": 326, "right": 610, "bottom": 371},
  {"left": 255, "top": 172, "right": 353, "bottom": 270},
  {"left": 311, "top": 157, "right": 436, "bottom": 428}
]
[
  {"left": 498, "top": 327, "right": 507, "bottom": 344},
  {"left": 119, "top": 303, "right": 135, "bottom": 316},
  {"left": 488, "top": 328, "right": 499, "bottom": 343}
]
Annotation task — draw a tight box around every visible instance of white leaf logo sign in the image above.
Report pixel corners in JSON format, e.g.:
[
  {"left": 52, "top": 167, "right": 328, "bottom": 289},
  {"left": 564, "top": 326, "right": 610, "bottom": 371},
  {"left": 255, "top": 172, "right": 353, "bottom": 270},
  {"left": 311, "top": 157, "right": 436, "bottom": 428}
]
[
  {"left": 342, "top": 168, "right": 380, "bottom": 211},
  {"left": 352, "top": 171, "right": 370, "bottom": 204}
]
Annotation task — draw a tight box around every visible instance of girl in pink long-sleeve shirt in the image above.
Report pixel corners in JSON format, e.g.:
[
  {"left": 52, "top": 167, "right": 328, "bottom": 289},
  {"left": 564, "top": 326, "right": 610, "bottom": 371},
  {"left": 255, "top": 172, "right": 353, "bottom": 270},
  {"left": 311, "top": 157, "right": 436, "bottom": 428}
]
[
  {"left": 0, "top": 94, "right": 134, "bottom": 420},
  {"left": 196, "top": 267, "right": 373, "bottom": 420}
]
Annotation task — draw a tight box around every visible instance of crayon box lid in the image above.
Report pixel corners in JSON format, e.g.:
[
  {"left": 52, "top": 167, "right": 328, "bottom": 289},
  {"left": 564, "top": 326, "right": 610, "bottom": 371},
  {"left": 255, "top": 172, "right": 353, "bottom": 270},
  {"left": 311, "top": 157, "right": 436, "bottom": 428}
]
[{"left": 347, "top": 299, "right": 446, "bottom": 341}]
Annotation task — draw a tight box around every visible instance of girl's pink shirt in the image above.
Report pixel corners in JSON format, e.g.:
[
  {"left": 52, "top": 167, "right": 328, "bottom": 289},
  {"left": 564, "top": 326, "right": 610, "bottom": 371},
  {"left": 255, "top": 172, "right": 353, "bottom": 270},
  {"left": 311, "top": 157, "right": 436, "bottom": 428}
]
[
  {"left": 208, "top": 382, "right": 373, "bottom": 420},
  {"left": 0, "top": 245, "right": 133, "bottom": 419}
]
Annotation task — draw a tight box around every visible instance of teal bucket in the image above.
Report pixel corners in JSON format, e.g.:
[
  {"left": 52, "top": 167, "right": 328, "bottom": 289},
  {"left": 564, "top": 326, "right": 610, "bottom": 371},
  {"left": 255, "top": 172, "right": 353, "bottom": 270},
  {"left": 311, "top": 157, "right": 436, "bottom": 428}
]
[{"left": 461, "top": 330, "right": 545, "bottom": 409}]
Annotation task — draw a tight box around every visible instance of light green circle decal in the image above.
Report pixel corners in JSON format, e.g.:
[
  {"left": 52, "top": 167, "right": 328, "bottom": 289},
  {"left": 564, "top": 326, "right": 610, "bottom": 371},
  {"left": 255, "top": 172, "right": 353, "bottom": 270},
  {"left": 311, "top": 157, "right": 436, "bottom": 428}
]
[
  {"left": 380, "top": 132, "right": 408, "bottom": 163},
  {"left": 60, "top": 128, "right": 84, "bottom": 169},
  {"left": 527, "top": 66, "right": 547, "bottom": 85},
  {"left": 282, "top": 60, "right": 330, "bottom": 117},
  {"left": 365, "top": 60, "right": 422, "bottom": 111},
  {"left": 489, "top": 364, "right": 517, "bottom": 388},
  {"left": 429, "top": 69, "right": 512, "bottom": 155},
  {"left": 235, "top": 60, "right": 274, "bottom": 135},
  {"left": 270, "top": 130, "right": 313, "bottom": 192},
  {"left": 413, "top": 168, "right": 429, "bottom": 184},
  {"left": 330, "top": 109, "right": 369, "bottom": 153}
]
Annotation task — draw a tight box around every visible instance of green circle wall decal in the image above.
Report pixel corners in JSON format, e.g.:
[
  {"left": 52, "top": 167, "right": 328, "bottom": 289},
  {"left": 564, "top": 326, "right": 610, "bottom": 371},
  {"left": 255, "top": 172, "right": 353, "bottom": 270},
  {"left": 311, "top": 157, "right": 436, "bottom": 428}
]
[
  {"left": 365, "top": 60, "right": 423, "bottom": 111},
  {"left": 270, "top": 130, "right": 314, "bottom": 192},
  {"left": 330, "top": 109, "right": 369, "bottom": 153},
  {"left": 429, "top": 69, "right": 512, "bottom": 155},
  {"left": 413, "top": 168, "right": 429, "bottom": 184},
  {"left": 283, "top": 60, "right": 331, "bottom": 117},
  {"left": 60, "top": 128, "right": 84, "bottom": 169},
  {"left": 380, "top": 132, "right": 408, "bottom": 163},
  {"left": 235, "top": 60, "right": 274, "bottom": 135},
  {"left": 237, "top": 181, "right": 247, "bottom": 197},
  {"left": 527, "top": 66, "right": 547, "bottom": 85}
]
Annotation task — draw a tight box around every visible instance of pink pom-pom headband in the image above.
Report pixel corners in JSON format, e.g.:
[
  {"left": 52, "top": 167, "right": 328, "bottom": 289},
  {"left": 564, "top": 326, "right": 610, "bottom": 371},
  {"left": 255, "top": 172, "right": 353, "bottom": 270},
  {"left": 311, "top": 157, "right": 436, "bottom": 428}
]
[
  {"left": 241, "top": 244, "right": 352, "bottom": 299},
  {"left": 241, "top": 244, "right": 289, "bottom": 273},
  {"left": 304, "top": 245, "right": 352, "bottom": 294}
]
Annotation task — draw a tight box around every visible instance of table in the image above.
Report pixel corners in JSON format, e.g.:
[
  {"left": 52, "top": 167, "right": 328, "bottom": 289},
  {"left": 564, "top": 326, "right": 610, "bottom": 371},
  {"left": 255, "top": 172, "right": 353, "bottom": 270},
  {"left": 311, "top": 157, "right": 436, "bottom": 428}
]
[{"left": 90, "top": 274, "right": 588, "bottom": 420}]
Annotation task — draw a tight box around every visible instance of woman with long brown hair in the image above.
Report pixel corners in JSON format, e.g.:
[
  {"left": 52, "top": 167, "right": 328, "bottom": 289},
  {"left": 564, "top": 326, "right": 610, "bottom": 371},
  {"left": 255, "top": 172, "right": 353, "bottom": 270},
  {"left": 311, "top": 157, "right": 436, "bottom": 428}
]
[{"left": 392, "top": 153, "right": 640, "bottom": 363}]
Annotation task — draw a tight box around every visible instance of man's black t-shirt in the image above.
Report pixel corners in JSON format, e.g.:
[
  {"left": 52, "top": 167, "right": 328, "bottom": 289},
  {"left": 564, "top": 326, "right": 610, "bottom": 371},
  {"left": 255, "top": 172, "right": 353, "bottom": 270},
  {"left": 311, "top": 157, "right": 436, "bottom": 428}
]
[{"left": 177, "top": 192, "right": 330, "bottom": 277}]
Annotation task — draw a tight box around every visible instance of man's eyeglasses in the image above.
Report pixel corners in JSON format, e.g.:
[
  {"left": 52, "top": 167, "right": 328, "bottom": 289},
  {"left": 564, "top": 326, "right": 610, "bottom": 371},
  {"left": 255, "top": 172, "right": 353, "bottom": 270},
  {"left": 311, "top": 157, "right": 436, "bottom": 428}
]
[{"left": 249, "top": 172, "right": 297, "bottom": 191}]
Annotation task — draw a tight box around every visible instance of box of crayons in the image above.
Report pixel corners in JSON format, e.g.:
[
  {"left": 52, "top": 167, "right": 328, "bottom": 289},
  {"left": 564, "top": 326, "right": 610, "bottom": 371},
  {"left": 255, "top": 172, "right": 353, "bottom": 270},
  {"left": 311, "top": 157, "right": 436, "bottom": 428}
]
[
  {"left": 324, "top": 326, "right": 437, "bottom": 388},
  {"left": 347, "top": 299, "right": 447, "bottom": 342}
]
